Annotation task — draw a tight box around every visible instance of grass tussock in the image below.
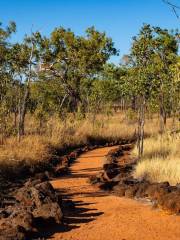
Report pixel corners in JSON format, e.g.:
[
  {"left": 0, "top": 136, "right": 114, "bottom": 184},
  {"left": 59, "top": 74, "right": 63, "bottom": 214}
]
[
  {"left": 133, "top": 133, "right": 180, "bottom": 185},
  {"left": 0, "top": 136, "right": 51, "bottom": 164}
]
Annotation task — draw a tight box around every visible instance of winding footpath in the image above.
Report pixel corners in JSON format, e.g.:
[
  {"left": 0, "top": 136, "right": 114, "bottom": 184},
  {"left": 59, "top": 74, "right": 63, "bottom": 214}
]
[{"left": 49, "top": 146, "right": 180, "bottom": 240}]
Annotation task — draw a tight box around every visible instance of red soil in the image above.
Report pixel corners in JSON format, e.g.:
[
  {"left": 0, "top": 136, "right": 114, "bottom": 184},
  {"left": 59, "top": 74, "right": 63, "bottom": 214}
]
[{"left": 49, "top": 146, "right": 180, "bottom": 240}]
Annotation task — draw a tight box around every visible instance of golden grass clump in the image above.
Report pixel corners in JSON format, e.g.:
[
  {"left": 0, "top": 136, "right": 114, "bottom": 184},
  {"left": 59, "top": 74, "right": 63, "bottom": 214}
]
[
  {"left": 0, "top": 135, "right": 51, "bottom": 166},
  {"left": 133, "top": 133, "right": 180, "bottom": 185}
]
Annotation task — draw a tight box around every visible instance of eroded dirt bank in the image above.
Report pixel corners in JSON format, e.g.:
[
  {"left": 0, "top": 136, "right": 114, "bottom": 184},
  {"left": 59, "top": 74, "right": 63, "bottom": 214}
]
[{"left": 49, "top": 146, "right": 180, "bottom": 240}]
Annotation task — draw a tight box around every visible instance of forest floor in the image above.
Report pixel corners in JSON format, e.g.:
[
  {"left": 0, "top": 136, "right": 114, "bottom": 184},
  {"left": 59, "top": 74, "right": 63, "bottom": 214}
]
[{"left": 47, "top": 146, "right": 180, "bottom": 240}]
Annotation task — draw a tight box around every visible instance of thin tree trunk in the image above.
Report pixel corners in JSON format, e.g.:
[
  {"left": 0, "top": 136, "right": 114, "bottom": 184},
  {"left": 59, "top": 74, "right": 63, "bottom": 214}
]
[
  {"left": 18, "top": 86, "right": 29, "bottom": 140},
  {"left": 137, "top": 96, "right": 146, "bottom": 159},
  {"left": 18, "top": 41, "right": 34, "bottom": 141},
  {"left": 159, "top": 93, "right": 166, "bottom": 134},
  {"left": 14, "top": 111, "right": 17, "bottom": 128},
  {"left": 131, "top": 96, "right": 136, "bottom": 111}
]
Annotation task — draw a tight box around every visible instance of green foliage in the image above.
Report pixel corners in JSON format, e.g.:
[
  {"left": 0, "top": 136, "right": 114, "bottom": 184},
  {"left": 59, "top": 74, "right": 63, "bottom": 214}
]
[
  {"left": 38, "top": 26, "right": 117, "bottom": 112},
  {"left": 123, "top": 24, "right": 179, "bottom": 111},
  {"left": 0, "top": 20, "right": 179, "bottom": 142}
]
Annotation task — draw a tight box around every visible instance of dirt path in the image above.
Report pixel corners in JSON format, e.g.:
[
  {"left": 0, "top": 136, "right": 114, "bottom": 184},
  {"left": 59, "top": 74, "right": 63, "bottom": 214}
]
[{"left": 49, "top": 146, "right": 180, "bottom": 240}]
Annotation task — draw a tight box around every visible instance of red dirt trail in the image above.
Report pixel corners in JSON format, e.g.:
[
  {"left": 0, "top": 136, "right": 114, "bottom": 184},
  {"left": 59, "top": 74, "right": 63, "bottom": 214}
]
[{"left": 50, "top": 146, "right": 180, "bottom": 240}]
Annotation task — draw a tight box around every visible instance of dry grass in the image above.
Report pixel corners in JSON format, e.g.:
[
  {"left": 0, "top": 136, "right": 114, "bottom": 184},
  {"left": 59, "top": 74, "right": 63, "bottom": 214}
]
[
  {"left": 37, "top": 112, "right": 137, "bottom": 148},
  {"left": 0, "top": 136, "right": 51, "bottom": 165},
  {"left": 133, "top": 133, "right": 180, "bottom": 185},
  {"left": 0, "top": 112, "right": 136, "bottom": 169},
  {"left": 1, "top": 111, "right": 179, "bottom": 182}
]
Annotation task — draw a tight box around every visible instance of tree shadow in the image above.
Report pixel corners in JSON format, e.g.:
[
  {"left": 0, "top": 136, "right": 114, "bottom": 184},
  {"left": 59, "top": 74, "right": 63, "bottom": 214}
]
[
  {"left": 78, "top": 154, "right": 107, "bottom": 158},
  {"left": 36, "top": 198, "right": 104, "bottom": 239},
  {"left": 60, "top": 166, "right": 101, "bottom": 179}
]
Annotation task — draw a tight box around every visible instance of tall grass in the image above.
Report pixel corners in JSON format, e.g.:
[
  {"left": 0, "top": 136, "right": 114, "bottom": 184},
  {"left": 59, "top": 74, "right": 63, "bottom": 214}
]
[
  {"left": 1, "top": 112, "right": 179, "bottom": 183},
  {"left": 133, "top": 133, "right": 180, "bottom": 185},
  {"left": 0, "top": 113, "right": 136, "bottom": 169},
  {"left": 0, "top": 136, "right": 51, "bottom": 164}
]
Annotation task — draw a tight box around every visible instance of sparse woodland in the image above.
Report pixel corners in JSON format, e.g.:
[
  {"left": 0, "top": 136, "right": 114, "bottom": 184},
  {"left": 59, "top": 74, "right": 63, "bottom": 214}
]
[
  {"left": 1, "top": 1, "right": 180, "bottom": 239},
  {"left": 0, "top": 21, "right": 180, "bottom": 184}
]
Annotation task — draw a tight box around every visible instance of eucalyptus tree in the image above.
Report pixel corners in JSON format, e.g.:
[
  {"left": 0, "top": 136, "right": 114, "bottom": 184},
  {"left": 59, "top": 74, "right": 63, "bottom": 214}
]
[
  {"left": 152, "top": 27, "right": 178, "bottom": 132},
  {"left": 130, "top": 24, "right": 155, "bottom": 157},
  {"left": 126, "top": 24, "right": 179, "bottom": 157},
  {"left": 10, "top": 32, "right": 41, "bottom": 139},
  {"left": 39, "top": 27, "right": 117, "bottom": 114}
]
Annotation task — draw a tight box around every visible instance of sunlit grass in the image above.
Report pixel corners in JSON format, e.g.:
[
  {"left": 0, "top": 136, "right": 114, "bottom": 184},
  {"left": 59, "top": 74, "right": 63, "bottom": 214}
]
[
  {"left": 133, "top": 133, "right": 180, "bottom": 185},
  {"left": 1, "top": 112, "right": 179, "bottom": 183},
  {"left": 0, "top": 112, "right": 135, "bottom": 168},
  {"left": 0, "top": 135, "right": 51, "bottom": 165}
]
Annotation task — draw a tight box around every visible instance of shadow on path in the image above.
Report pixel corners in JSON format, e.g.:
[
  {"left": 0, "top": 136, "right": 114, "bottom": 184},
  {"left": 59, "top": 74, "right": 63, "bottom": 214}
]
[
  {"left": 37, "top": 197, "right": 104, "bottom": 239},
  {"left": 38, "top": 148, "right": 113, "bottom": 239}
]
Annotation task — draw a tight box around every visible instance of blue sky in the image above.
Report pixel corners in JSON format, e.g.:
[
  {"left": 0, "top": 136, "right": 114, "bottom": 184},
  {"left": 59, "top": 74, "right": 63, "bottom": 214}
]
[{"left": 0, "top": 0, "right": 179, "bottom": 63}]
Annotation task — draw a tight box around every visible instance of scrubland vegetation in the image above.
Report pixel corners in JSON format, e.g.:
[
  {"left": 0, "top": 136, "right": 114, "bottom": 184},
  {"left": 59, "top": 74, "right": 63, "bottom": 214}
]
[{"left": 0, "top": 21, "right": 180, "bottom": 185}]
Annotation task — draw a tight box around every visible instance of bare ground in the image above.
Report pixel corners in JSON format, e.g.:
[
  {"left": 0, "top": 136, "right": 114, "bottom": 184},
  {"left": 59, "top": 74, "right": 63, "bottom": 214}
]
[{"left": 48, "top": 146, "right": 180, "bottom": 240}]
